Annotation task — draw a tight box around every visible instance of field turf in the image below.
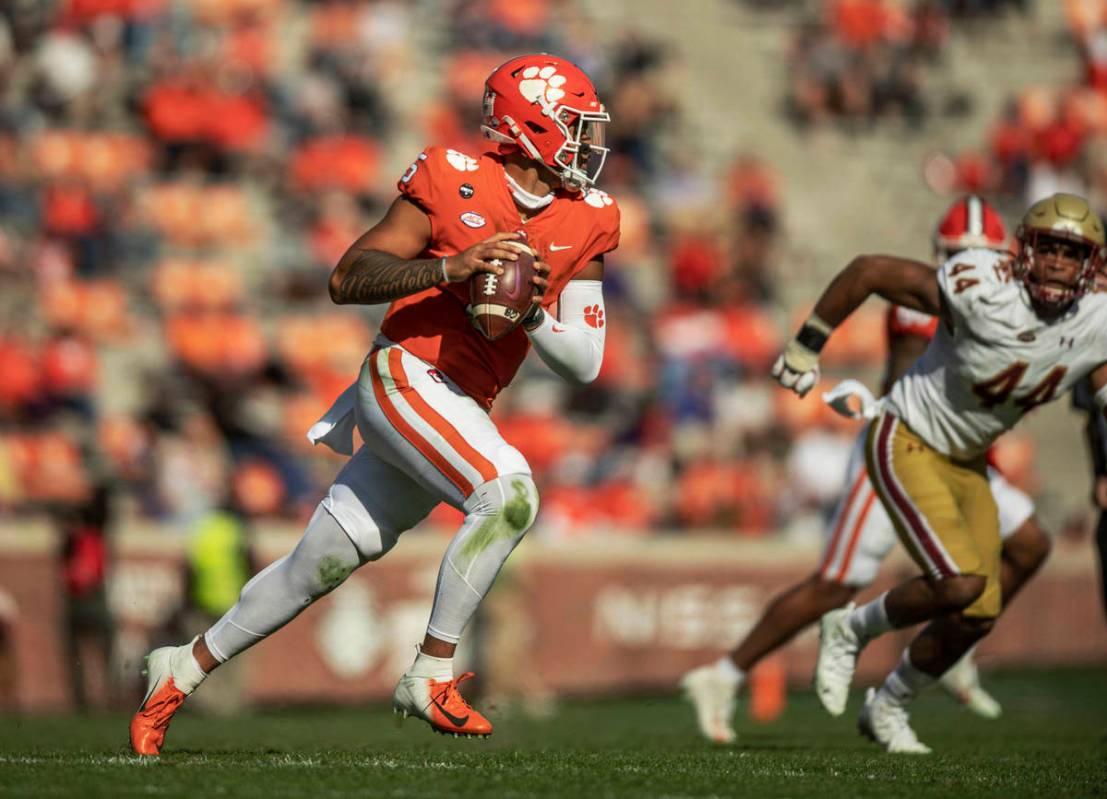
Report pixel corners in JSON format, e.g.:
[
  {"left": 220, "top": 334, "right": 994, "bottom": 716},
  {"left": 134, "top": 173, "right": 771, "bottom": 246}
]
[{"left": 2, "top": 667, "right": 1105, "bottom": 798}]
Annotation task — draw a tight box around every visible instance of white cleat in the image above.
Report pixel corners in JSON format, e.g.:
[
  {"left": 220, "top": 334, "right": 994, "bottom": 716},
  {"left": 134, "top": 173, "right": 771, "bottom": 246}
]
[
  {"left": 814, "top": 604, "right": 861, "bottom": 716},
  {"left": 858, "top": 688, "right": 932, "bottom": 754},
  {"left": 680, "top": 664, "right": 738, "bottom": 743},
  {"left": 939, "top": 653, "right": 1002, "bottom": 720}
]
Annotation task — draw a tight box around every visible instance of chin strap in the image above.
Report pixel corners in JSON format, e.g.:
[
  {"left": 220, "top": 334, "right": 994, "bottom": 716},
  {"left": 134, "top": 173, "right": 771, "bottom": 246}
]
[{"left": 504, "top": 172, "right": 555, "bottom": 210}]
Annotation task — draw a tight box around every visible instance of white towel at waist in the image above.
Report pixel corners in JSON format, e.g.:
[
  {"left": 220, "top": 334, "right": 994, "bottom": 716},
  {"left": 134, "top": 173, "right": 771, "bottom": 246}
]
[{"left": 307, "top": 381, "right": 358, "bottom": 455}]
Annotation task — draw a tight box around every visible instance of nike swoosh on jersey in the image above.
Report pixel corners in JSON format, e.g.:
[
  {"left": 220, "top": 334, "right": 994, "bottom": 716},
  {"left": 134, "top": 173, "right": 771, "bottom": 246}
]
[
  {"left": 549, "top": 244, "right": 573, "bottom": 251},
  {"left": 551, "top": 325, "right": 567, "bottom": 333}
]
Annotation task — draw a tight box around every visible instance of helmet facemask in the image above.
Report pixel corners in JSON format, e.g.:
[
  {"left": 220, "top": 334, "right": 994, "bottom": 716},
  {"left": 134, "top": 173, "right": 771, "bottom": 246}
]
[
  {"left": 550, "top": 106, "right": 609, "bottom": 191},
  {"left": 1016, "top": 229, "right": 1101, "bottom": 316}
]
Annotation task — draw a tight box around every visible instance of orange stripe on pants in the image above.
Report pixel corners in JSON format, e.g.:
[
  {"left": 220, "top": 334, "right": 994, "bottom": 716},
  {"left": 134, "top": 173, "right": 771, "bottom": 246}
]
[
  {"left": 820, "top": 470, "right": 869, "bottom": 577},
  {"left": 370, "top": 351, "right": 475, "bottom": 497},
  {"left": 387, "top": 349, "right": 498, "bottom": 487},
  {"left": 833, "top": 489, "right": 877, "bottom": 583}
]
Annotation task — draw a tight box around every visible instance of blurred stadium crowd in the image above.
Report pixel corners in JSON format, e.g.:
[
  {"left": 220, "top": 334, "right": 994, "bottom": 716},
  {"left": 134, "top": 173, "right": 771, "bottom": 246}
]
[{"left": 0, "top": 0, "right": 1065, "bottom": 553}]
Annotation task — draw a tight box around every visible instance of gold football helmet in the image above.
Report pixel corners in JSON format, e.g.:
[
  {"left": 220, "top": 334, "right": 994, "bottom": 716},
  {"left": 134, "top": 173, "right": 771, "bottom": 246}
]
[{"left": 1015, "top": 193, "right": 1106, "bottom": 313}]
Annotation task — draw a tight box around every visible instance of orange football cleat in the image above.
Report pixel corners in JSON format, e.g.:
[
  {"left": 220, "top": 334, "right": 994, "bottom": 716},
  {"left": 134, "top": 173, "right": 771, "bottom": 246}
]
[
  {"left": 129, "top": 648, "right": 188, "bottom": 756},
  {"left": 393, "top": 671, "right": 492, "bottom": 738}
]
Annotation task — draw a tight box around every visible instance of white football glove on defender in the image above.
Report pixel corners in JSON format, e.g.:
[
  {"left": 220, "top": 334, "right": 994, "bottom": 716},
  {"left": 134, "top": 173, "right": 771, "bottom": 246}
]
[{"left": 771, "top": 314, "right": 833, "bottom": 398}]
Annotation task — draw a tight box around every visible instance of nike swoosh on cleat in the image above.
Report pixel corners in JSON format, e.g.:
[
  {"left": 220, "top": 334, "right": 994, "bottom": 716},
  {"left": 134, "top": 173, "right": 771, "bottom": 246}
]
[
  {"left": 430, "top": 695, "right": 470, "bottom": 728},
  {"left": 549, "top": 244, "right": 572, "bottom": 251}
]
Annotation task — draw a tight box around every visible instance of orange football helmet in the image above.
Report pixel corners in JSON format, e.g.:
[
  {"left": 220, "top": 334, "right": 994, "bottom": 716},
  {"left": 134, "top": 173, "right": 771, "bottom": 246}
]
[
  {"left": 932, "top": 195, "right": 1009, "bottom": 263},
  {"left": 481, "top": 54, "right": 609, "bottom": 191}
]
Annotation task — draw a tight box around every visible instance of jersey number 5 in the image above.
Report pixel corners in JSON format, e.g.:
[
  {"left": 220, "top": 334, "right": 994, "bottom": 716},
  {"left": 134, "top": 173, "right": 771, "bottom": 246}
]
[{"left": 971, "top": 362, "right": 1067, "bottom": 412}]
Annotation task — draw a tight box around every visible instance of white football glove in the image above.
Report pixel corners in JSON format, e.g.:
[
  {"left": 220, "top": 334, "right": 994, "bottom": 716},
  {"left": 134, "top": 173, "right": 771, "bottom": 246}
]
[{"left": 771, "top": 337, "right": 820, "bottom": 398}]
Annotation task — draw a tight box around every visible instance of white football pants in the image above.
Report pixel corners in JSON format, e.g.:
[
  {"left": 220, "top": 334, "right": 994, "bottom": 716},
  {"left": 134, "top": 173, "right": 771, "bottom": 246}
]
[{"left": 204, "top": 343, "right": 538, "bottom": 663}]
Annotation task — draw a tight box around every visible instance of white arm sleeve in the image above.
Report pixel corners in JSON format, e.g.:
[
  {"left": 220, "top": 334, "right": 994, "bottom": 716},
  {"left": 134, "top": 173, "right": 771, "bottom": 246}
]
[{"left": 525, "top": 280, "right": 605, "bottom": 385}]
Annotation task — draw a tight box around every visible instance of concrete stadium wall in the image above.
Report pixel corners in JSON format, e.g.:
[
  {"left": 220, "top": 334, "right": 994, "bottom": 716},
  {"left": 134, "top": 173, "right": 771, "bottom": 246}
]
[{"left": 1, "top": 521, "right": 1104, "bottom": 712}]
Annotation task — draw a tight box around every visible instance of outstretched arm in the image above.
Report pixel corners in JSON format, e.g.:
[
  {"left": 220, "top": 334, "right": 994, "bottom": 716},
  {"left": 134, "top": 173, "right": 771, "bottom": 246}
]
[
  {"left": 328, "top": 196, "right": 524, "bottom": 305},
  {"left": 811, "top": 255, "right": 942, "bottom": 325},
  {"left": 773, "top": 254, "right": 941, "bottom": 397}
]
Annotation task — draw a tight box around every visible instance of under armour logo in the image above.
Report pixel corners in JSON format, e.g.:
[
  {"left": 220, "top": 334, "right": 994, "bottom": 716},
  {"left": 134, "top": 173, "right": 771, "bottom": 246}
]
[{"left": 1060, "top": 336, "right": 1076, "bottom": 349}]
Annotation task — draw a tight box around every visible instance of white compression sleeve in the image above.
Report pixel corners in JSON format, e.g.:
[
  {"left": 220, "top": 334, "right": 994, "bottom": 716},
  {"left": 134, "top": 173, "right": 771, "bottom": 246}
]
[{"left": 525, "top": 279, "right": 605, "bottom": 384}]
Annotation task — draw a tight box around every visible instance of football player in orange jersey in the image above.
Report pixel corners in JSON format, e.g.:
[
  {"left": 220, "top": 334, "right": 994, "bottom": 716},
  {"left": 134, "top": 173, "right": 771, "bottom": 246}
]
[
  {"left": 681, "top": 197, "right": 1051, "bottom": 744},
  {"left": 130, "top": 54, "right": 620, "bottom": 754}
]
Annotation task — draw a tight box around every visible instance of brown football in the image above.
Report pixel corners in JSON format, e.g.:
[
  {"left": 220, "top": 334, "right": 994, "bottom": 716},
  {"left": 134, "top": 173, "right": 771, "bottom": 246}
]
[{"left": 469, "top": 231, "right": 537, "bottom": 341}]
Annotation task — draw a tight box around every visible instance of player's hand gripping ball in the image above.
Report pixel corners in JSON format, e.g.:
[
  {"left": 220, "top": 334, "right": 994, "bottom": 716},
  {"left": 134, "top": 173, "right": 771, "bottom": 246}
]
[{"left": 467, "top": 230, "right": 544, "bottom": 340}]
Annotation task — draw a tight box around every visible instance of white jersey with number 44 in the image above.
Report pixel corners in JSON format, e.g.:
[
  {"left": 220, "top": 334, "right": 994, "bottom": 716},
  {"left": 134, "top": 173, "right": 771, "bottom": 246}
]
[{"left": 885, "top": 247, "right": 1107, "bottom": 460}]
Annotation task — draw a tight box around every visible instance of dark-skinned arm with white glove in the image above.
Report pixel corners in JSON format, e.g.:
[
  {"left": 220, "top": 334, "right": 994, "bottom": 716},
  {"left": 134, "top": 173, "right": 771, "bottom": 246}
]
[{"left": 772, "top": 254, "right": 942, "bottom": 397}]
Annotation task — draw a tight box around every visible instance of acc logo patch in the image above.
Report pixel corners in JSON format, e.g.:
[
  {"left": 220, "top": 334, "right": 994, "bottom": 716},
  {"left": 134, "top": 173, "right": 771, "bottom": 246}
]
[
  {"left": 460, "top": 211, "right": 486, "bottom": 229},
  {"left": 459, "top": 183, "right": 475, "bottom": 199}
]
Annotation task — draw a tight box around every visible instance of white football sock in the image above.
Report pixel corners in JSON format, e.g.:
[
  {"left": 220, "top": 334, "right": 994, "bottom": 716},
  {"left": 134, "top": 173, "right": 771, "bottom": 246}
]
[
  {"left": 168, "top": 636, "right": 207, "bottom": 695},
  {"left": 848, "top": 592, "right": 893, "bottom": 643},
  {"left": 407, "top": 650, "right": 454, "bottom": 682},
  {"left": 878, "top": 650, "right": 936, "bottom": 708},
  {"left": 716, "top": 657, "right": 746, "bottom": 688},
  {"left": 205, "top": 504, "right": 363, "bottom": 663},
  {"left": 425, "top": 474, "right": 538, "bottom": 643}
]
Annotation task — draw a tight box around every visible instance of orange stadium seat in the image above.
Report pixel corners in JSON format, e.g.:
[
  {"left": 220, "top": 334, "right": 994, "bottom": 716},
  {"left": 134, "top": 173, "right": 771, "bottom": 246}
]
[
  {"left": 142, "top": 184, "right": 254, "bottom": 247},
  {"left": 30, "top": 131, "right": 151, "bottom": 190},
  {"left": 674, "top": 459, "right": 775, "bottom": 533},
  {"left": 4, "top": 432, "right": 88, "bottom": 503},
  {"left": 445, "top": 51, "right": 510, "bottom": 104},
  {"left": 486, "top": 0, "right": 552, "bottom": 36},
  {"left": 165, "top": 312, "right": 267, "bottom": 376},
  {"left": 151, "top": 259, "right": 244, "bottom": 311},
  {"left": 494, "top": 412, "right": 573, "bottom": 475},
  {"left": 40, "top": 336, "right": 98, "bottom": 396},
  {"left": 289, "top": 136, "right": 381, "bottom": 194},
  {"left": 231, "top": 460, "right": 286, "bottom": 517},
  {"left": 40, "top": 280, "right": 130, "bottom": 340},
  {"left": 61, "top": 0, "right": 166, "bottom": 22},
  {"left": 274, "top": 314, "right": 373, "bottom": 387},
  {"left": 97, "top": 415, "right": 150, "bottom": 477},
  {"left": 592, "top": 480, "right": 657, "bottom": 532},
  {"left": 191, "top": 0, "right": 285, "bottom": 26},
  {"left": 0, "top": 338, "right": 41, "bottom": 410}
]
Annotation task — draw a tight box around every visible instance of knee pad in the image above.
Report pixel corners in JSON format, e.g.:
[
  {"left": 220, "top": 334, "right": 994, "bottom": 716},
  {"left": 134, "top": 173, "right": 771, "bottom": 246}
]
[
  {"left": 291, "top": 504, "right": 363, "bottom": 600},
  {"left": 462, "top": 473, "right": 539, "bottom": 542},
  {"left": 467, "top": 474, "right": 538, "bottom": 525}
]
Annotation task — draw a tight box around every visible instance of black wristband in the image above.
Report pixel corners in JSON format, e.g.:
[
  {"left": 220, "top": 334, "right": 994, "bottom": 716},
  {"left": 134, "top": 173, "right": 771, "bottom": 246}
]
[
  {"left": 796, "top": 322, "right": 830, "bottom": 353},
  {"left": 520, "top": 305, "right": 544, "bottom": 331}
]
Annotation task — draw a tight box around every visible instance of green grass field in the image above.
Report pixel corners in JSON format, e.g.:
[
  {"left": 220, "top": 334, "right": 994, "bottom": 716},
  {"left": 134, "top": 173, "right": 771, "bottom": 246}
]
[{"left": 2, "top": 668, "right": 1105, "bottom": 798}]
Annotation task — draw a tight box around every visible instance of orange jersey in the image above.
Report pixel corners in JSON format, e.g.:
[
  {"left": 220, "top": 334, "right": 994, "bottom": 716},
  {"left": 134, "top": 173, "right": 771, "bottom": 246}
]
[
  {"left": 885, "top": 303, "right": 939, "bottom": 344},
  {"left": 380, "top": 146, "right": 620, "bottom": 408}
]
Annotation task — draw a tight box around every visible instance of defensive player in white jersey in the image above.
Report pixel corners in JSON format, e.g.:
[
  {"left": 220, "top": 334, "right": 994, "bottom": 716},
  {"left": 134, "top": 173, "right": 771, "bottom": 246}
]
[
  {"left": 772, "top": 193, "right": 1107, "bottom": 753},
  {"left": 681, "top": 197, "right": 1050, "bottom": 744},
  {"left": 128, "top": 54, "right": 620, "bottom": 754}
]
